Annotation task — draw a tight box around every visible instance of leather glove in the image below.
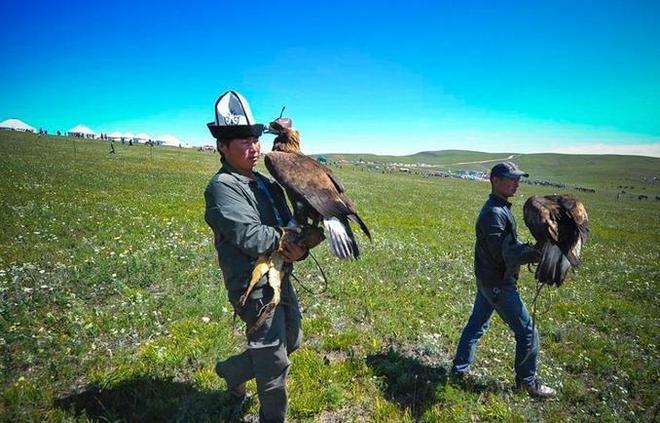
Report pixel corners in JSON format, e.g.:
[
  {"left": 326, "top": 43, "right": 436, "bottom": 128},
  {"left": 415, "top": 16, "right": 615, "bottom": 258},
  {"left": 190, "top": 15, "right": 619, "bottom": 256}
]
[{"left": 299, "top": 226, "right": 325, "bottom": 249}]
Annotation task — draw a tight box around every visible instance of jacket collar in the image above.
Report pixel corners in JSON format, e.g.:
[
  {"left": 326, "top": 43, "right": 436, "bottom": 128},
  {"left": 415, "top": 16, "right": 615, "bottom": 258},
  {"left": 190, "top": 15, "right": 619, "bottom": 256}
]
[
  {"left": 220, "top": 159, "right": 260, "bottom": 184},
  {"left": 489, "top": 193, "right": 512, "bottom": 209}
]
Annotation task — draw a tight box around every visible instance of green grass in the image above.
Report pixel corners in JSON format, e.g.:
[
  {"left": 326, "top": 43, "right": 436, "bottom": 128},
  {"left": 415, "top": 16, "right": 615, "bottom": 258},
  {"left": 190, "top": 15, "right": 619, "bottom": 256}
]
[{"left": 1, "top": 131, "right": 658, "bottom": 421}]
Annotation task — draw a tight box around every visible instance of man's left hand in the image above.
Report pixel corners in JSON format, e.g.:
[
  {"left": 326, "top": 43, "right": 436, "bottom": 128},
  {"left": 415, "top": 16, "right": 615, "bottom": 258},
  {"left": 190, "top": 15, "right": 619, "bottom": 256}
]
[{"left": 280, "top": 241, "right": 307, "bottom": 263}]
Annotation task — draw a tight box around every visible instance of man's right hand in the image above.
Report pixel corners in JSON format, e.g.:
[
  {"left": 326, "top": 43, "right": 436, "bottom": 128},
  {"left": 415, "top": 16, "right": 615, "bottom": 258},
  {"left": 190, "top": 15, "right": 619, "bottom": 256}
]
[{"left": 524, "top": 242, "right": 542, "bottom": 263}]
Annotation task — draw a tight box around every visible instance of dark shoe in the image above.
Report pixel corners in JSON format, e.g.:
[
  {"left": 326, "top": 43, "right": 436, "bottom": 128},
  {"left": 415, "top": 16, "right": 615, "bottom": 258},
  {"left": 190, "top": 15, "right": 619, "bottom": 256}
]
[
  {"left": 449, "top": 369, "right": 467, "bottom": 383},
  {"left": 228, "top": 383, "right": 247, "bottom": 402},
  {"left": 517, "top": 379, "right": 556, "bottom": 399}
]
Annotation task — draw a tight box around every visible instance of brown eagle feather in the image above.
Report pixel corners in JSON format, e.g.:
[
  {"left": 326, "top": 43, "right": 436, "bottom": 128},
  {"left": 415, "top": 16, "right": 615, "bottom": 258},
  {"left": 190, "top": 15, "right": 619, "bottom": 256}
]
[
  {"left": 523, "top": 194, "right": 589, "bottom": 286},
  {"left": 264, "top": 121, "right": 370, "bottom": 259}
]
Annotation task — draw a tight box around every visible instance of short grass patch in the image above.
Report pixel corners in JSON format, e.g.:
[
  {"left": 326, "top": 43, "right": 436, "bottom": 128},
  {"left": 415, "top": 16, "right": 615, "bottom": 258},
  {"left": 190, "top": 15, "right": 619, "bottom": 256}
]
[{"left": 1, "top": 132, "right": 658, "bottom": 421}]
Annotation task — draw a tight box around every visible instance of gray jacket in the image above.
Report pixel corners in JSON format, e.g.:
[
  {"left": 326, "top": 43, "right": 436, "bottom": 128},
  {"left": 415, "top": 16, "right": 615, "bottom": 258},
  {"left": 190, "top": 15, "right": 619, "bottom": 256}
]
[
  {"left": 474, "top": 194, "right": 539, "bottom": 286},
  {"left": 204, "top": 160, "right": 293, "bottom": 304}
]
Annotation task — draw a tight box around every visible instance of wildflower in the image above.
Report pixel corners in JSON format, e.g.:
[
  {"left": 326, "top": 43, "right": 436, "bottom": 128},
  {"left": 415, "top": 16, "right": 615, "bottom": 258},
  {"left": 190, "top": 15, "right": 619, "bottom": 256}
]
[{"left": 201, "top": 316, "right": 210, "bottom": 323}]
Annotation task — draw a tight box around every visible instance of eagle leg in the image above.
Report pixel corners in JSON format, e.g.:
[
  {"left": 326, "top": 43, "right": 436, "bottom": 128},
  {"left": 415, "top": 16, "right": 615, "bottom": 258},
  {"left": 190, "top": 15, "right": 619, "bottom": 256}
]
[{"left": 239, "top": 255, "right": 272, "bottom": 307}]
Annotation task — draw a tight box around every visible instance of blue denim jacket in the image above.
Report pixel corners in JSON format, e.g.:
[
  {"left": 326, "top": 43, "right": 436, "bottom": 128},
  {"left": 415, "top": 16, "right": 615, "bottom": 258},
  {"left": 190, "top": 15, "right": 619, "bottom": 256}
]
[{"left": 474, "top": 194, "right": 538, "bottom": 286}]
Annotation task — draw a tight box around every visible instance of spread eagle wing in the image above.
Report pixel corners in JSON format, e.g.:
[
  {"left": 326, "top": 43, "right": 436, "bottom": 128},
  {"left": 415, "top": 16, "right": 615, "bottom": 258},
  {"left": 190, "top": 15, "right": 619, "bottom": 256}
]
[
  {"left": 265, "top": 151, "right": 371, "bottom": 259},
  {"left": 523, "top": 195, "right": 589, "bottom": 286}
]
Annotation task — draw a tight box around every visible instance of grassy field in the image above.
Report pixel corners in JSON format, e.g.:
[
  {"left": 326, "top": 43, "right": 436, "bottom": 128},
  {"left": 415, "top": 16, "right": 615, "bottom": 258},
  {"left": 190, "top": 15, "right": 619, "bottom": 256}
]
[{"left": 1, "top": 131, "right": 658, "bottom": 422}]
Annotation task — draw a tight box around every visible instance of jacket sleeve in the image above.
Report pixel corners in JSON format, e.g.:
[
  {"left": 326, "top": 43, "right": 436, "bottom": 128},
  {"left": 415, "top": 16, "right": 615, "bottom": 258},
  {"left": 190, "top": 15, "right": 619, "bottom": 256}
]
[
  {"left": 205, "top": 180, "right": 281, "bottom": 258},
  {"left": 481, "top": 209, "right": 508, "bottom": 265},
  {"left": 502, "top": 234, "right": 540, "bottom": 268}
]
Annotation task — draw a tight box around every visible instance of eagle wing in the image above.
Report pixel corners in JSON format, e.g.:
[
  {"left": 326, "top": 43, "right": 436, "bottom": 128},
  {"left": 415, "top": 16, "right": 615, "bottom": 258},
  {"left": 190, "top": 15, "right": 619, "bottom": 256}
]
[
  {"left": 524, "top": 194, "right": 589, "bottom": 285},
  {"left": 523, "top": 196, "right": 561, "bottom": 243},
  {"left": 265, "top": 151, "right": 355, "bottom": 218},
  {"left": 558, "top": 195, "right": 589, "bottom": 232}
]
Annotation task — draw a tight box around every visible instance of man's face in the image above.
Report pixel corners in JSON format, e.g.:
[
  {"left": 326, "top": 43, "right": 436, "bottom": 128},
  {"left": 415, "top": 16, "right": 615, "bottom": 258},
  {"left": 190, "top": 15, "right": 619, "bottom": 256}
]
[
  {"left": 220, "top": 137, "right": 261, "bottom": 174},
  {"left": 492, "top": 175, "right": 520, "bottom": 199}
]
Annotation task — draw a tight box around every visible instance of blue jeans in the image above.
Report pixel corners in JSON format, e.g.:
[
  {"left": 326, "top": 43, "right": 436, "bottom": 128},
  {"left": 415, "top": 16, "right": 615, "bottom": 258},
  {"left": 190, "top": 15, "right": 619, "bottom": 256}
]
[{"left": 452, "top": 283, "right": 539, "bottom": 384}]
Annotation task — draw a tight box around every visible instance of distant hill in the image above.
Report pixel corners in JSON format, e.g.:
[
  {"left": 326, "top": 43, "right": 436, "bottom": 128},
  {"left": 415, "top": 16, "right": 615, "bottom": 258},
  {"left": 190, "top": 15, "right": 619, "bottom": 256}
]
[
  {"left": 315, "top": 150, "right": 514, "bottom": 166},
  {"left": 1, "top": 131, "right": 657, "bottom": 195},
  {"left": 317, "top": 150, "right": 660, "bottom": 194}
]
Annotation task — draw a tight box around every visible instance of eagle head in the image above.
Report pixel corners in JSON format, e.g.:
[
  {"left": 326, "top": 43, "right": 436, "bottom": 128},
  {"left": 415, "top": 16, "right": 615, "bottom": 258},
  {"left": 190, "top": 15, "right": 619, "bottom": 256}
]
[{"left": 268, "top": 118, "right": 301, "bottom": 153}]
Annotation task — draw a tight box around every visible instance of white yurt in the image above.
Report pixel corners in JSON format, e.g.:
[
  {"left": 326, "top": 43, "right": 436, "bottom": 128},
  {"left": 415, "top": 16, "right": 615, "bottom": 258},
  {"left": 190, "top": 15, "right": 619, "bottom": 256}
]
[
  {"left": 0, "top": 118, "right": 36, "bottom": 132},
  {"left": 107, "top": 131, "right": 123, "bottom": 141},
  {"left": 67, "top": 124, "right": 97, "bottom": 139},
  {"left": 154, "top": 134, "right": 181, "bottom": 147},
  {"left": 122, "top": 132, "right": 136, "bottom": 142},
  {"left": 135, "top": 132, "right": 151, "bottom": 143}
]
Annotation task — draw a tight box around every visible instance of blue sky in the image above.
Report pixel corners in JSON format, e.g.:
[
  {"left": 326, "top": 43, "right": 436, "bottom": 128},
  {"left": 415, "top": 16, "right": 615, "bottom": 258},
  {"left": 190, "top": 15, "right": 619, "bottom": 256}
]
[{"left": 1, "top": 0, "right": 659, "bottom": 156}]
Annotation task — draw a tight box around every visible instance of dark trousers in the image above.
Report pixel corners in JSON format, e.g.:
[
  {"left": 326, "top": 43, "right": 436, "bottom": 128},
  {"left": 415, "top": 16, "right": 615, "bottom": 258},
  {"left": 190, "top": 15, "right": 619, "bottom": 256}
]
[
  {"left": 218, "top": 281, "right": 302, "bottom": 422},
  {"left": 452, "top": 283, "right": 539, "bottom": 384}
]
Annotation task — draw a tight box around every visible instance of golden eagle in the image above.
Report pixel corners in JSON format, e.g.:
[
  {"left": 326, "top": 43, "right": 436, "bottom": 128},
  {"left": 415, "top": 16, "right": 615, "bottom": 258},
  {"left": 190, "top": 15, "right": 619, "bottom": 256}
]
[
  {"left": 264, "top": 118, "right": 371, "bottom": 258},
  {"left": 523, "top": 195, "right": 589, "bottom": 286},
  {"left": 240, "top": 117, "right": 370, "bottom": 334}
]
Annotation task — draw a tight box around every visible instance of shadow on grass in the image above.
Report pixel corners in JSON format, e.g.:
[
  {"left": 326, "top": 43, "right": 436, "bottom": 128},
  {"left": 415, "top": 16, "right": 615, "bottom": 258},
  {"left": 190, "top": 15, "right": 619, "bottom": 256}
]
[
  {"left": 366, "top": 347, "right": 507, "bottom": 419},
  {"left": 55, "top": 376, "right": 252, "bottom": 422}
]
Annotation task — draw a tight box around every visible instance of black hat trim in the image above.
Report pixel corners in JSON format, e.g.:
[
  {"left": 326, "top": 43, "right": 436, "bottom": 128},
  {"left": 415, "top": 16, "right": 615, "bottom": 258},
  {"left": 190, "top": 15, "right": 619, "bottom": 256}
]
[{"left": 207, "top": 122, "right": 264, "bottom": 140}]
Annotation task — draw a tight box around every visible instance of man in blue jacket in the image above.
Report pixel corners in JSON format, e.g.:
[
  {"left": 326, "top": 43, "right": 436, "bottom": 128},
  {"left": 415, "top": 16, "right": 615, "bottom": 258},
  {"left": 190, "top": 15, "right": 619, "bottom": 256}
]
[
  {"left": 451, "top": 161, "right": 556, "bottom": 398},
  {"left": 205, "top": 90, "right": 308, "bottom": 421}
]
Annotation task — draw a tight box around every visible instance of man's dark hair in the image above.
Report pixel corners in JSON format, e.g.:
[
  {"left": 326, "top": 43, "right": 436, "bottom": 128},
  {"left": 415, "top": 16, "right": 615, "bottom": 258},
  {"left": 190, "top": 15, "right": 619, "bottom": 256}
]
[{"left": 216, "top": 137, "right": 233, "bottom": 158}]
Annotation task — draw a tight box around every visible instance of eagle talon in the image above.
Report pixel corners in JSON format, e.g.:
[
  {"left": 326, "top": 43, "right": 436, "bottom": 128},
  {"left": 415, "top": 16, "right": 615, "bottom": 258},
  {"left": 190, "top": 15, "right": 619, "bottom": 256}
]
[
  {"left": 247, "top": 302, "right": 277, "bottom": 336},
  {"left": 238, "top": 293, "right": 249, "bottom": 308},
  {"left": 259, "top": 302, "right": 277, "bottom": 318}
]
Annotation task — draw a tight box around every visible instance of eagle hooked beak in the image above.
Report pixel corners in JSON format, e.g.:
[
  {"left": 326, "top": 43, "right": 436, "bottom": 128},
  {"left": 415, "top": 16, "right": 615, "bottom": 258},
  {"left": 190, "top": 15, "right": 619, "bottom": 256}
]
[
  {"left": 265, "top": 118, "right": 293, "bottom": 135},
  {"left": 264, "top": 106, "right": 293, "bottom": 135}
]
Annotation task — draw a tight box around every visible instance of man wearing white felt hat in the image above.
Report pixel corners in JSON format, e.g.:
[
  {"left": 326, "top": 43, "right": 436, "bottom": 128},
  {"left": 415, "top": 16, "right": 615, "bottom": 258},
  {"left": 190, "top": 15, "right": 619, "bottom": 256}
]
[{"left": 204, "top": 90, "right": 307, "bottom": 422}]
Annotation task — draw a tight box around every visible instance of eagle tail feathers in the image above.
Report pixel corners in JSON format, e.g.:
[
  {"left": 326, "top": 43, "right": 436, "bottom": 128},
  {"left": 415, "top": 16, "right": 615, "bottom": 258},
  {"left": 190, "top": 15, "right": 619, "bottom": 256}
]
[
  {"left": 577, "top": 224, "right": 589, "bottom": 244},
  {"left": 323, "top": 217, "right": 359, "bottom": 260},
  {"left": 347, "top": 214, "right": 372, "bottom": 240},
  {"left": 566, "top": 250, "right": 581, "bottom": 268}
]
